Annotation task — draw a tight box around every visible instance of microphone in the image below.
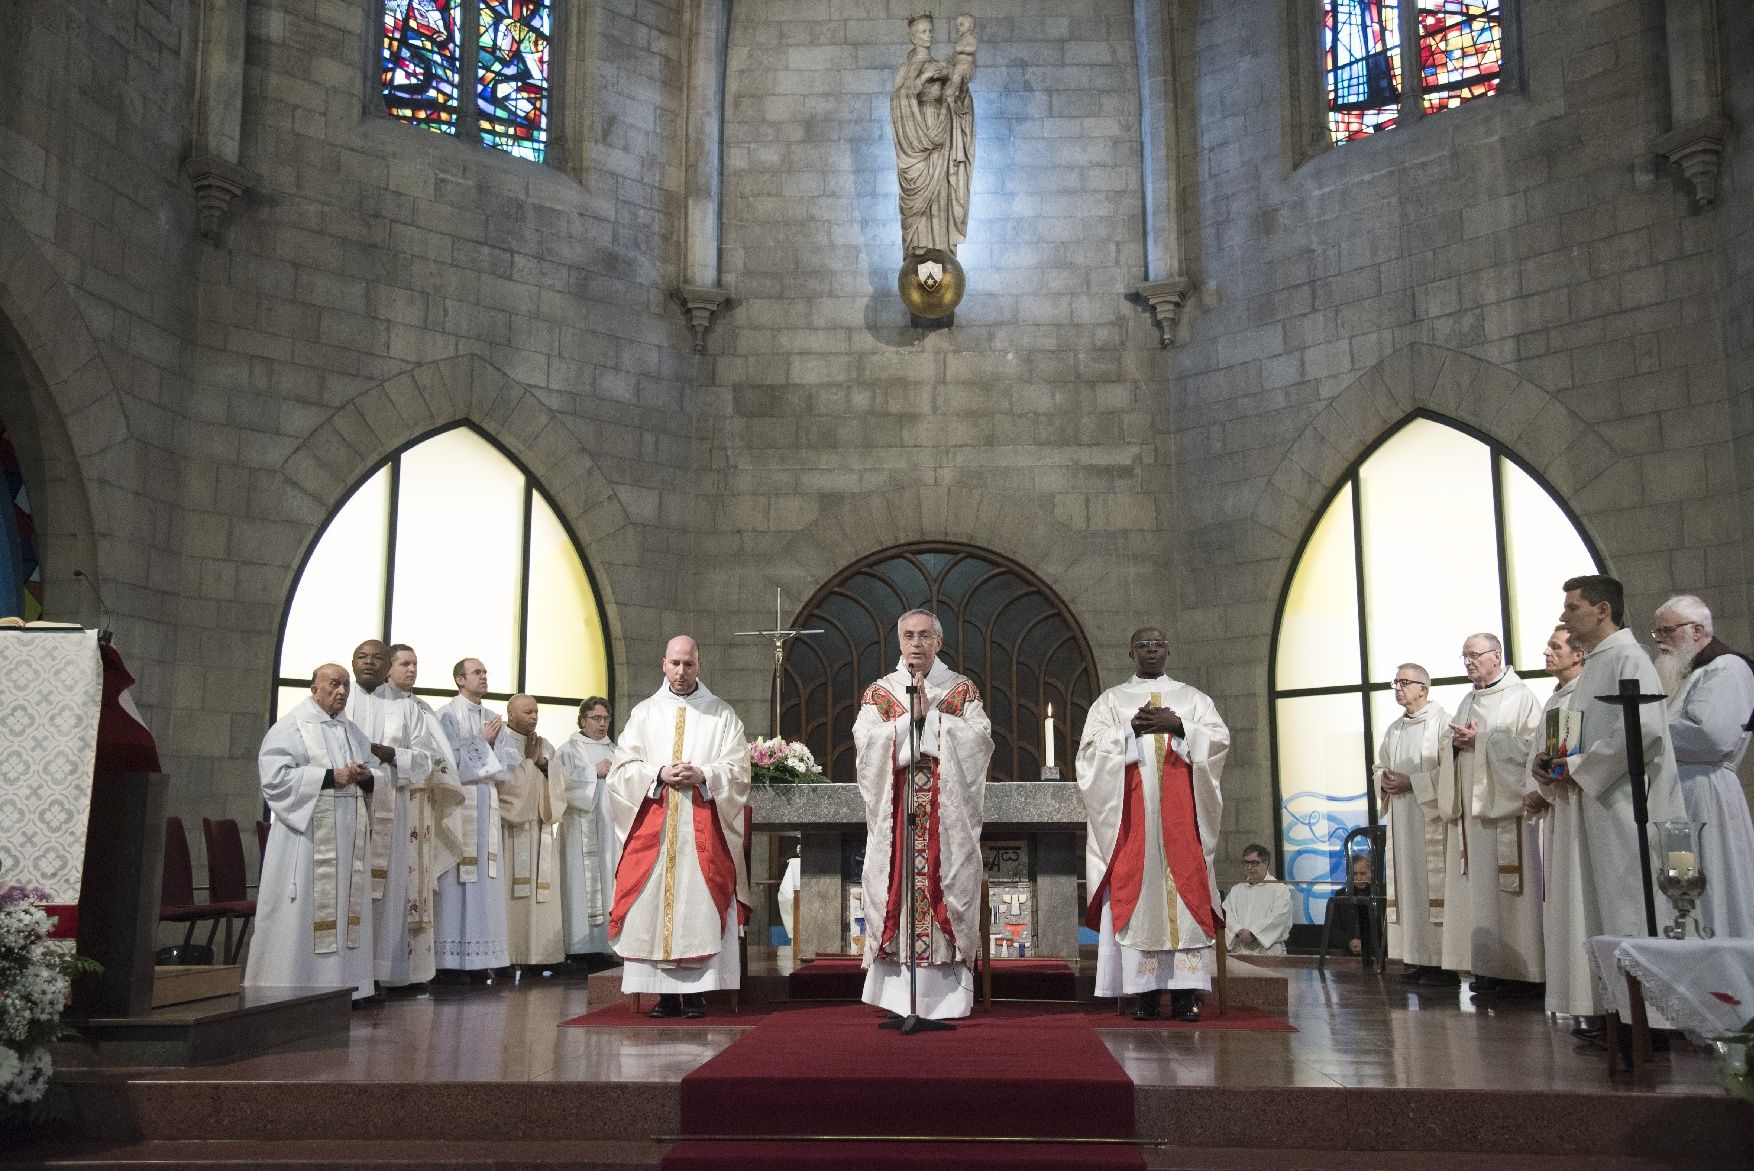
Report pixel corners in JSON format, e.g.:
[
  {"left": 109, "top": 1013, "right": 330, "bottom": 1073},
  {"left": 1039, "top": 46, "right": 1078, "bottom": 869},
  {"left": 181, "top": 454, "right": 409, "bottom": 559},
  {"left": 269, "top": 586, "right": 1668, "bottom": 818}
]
[{"left": 71, "top": 569, "right": 113, "bottom": 645}]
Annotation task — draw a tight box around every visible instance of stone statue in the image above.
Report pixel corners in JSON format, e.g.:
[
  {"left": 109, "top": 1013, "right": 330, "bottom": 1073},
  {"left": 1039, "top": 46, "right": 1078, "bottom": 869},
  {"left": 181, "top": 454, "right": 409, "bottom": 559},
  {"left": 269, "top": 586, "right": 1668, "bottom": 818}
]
[{"left": 891, "top": 12, "right": 975, "bottom": 259}]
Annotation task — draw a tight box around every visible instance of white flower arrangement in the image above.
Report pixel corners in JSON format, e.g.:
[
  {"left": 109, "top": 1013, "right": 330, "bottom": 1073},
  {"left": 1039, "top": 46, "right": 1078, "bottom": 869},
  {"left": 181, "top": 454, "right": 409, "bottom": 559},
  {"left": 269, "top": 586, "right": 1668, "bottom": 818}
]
[
  {"left": 1, "top": 883, "right": 96, "bottom": 1117},
  {"left": 748, "top": 737, "right": 826, "bottom": 784}
]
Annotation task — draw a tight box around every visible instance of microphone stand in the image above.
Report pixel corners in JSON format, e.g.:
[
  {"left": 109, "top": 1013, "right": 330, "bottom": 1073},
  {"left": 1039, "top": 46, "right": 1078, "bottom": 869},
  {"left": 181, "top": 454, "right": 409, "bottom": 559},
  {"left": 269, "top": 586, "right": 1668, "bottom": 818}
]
[{"left": 879, "top": 676, "right": 955, "bottom": 1035}]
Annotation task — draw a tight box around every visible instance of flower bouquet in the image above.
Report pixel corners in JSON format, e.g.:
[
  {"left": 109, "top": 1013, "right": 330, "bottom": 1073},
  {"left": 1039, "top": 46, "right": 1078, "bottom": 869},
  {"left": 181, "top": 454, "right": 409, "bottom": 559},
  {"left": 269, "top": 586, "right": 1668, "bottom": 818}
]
[
  {"left": 1, "top": 884, "right": 99, "bottom": 1122},
  {"left": 748, "top": 737, "right": 826, "bottom": 785}
]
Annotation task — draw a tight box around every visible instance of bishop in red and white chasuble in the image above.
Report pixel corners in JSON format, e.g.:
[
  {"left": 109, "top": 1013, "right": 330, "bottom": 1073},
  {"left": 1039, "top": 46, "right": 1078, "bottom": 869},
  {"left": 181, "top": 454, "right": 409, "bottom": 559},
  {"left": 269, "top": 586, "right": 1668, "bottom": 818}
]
[
  {"left": 853, "top": 656, "right": 993, "bottom": 1020},
  {"left": 607, "top": 679, "right": 751, "bottom": 994},
  {"left": 1077, "top": 671, "right": 1228, "bottom": 997}
]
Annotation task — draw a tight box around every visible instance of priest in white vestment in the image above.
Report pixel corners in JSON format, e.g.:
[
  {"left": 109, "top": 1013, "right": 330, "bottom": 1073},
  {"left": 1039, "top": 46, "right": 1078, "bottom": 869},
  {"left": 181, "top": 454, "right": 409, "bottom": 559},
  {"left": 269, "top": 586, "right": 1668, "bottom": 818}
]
[
  {"left": 1522, "top": 626, "right": 1589, "bottom": 1016},
  {"left": 246, "top": 664, "right": 386, "bottom": 1000},
  {"left": 500, "top": 694, "right": 568, "bottom": 970},
  {"left": 854, "top": 609, "right": 993, "bottom": 1021},
  {"left": 1442, "top": 633, "right": 1544, "bottom": 994},
  {"left": 433, "top": 657, "right": 521, "bottom": 982},
  {"left": 608, "top": 636, "right": 751, "bottom": 1019},
  {"left": 1374, "top": 662, "right": 1455, "bottom": 984},
  {"left": 366, "top": 645, "right": 466, "bottom": 988},
  {"left": 1534, "top": 576, "right": 1684, "bottom": 1030},
  {"left": 1221, "top": 846, "right": 1289, "bottom": 956},
  {"left": 1077, "top": 627, "right": 1226, "bottom": 1022},
  {"left": 554, "top": 697, "right": 618, "bottom": 961},
  {"left": 1651, "top": 595, "right": 1754, "bottom": 939}
]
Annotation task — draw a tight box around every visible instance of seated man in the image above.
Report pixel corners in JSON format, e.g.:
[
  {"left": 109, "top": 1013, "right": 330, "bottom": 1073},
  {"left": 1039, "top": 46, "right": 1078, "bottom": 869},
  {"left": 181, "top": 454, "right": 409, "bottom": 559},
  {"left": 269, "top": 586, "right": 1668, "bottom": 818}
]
[
  {"left": 1325, "top": 853, "right": 1378, "bottom": 961},
  {"left": 1221, "top": 843, "right": 1291, "bottom": 955}
]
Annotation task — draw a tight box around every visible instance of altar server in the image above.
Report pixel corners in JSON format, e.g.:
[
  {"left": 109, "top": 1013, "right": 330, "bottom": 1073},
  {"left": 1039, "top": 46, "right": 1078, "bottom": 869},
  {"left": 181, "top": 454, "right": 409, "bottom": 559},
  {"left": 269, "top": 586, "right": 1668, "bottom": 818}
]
[
  {"left": 555, "top": 697, "right": 619, "bottom": 961},
  {"left": 1077, "top": 626, "right": 1227, "bottom": 1022},
  {"left": 500, "top": 693, "right": 567, "bottom": 971},
  {"left": 1221, "top": 844, "right": 1290, "bottom": 957},
  {"left": 1375, "top": 661, "right": 1455, "bottom": 984},
  {"left": 1443, "top": 633, "right": 1544, "bottom": 996},
  {"left": 246, "top": 664, "right": 385, "bottom": 1000},
  {"left": 433, "top": 658, "right": 520, "bottom": 982},
  {"left": 853, "top": 609, "right": 993, "bottom": 1020},
  {"left": 608, "top": 637, "right": 751, "bottom": 1019}
]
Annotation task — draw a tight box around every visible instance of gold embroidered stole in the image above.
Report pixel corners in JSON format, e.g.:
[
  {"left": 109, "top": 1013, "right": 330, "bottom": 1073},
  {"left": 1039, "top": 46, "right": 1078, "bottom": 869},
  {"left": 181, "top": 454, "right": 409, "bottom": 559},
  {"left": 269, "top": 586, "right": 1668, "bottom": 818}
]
[
  {"left": 456, "top": 705, "right": 501, "bottom": 884},
  {"left": 368, "top": 702, "right": 407, "bottom": 900},
  {"left": 295, "top": 720, "right": 368, "bottom": 955},
  {"left": 660, "top": 705, "right": 687, "bottom": 960}
]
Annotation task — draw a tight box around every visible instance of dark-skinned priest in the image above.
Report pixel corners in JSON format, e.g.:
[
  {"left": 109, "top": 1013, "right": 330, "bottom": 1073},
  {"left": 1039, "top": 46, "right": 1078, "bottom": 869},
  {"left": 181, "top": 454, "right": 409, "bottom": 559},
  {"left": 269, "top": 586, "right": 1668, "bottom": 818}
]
[
  {"left": 607, "top": 636, "right": 751, "bottom": 1019},
  {"left": 853, "top": 609, "right": 993, "bottom": 1020},
  {"left": 1076, "top": 627, "right": 1229, "bottom": 1022}
]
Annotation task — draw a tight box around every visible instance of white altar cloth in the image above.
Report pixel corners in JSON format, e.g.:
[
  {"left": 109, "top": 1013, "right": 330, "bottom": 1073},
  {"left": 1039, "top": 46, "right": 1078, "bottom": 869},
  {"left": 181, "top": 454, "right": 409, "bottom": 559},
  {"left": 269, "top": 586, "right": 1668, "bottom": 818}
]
[{"left": 1586, "top": 935, "right": 1754, "bottom": 1041}]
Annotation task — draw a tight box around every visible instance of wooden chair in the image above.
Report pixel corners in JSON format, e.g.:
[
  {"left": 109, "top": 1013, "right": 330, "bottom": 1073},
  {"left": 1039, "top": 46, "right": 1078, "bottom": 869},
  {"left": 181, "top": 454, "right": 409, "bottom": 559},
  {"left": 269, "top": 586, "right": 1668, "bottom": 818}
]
[
  {"left": 201, "top": 817, "right": 258, "bottom": 964},
  {"left": 158, "top": 817, "right": 226, "bottom": 960}
]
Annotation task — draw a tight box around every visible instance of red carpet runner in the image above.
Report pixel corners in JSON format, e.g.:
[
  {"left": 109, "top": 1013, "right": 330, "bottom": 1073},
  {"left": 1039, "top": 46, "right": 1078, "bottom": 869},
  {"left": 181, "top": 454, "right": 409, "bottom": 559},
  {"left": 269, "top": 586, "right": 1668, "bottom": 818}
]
[
  {"left": 661, "top": 1002, "right": 1145, "bottom": 1170},
  {"left": 788, "top": 955, "right": 1078, "bottom": 1001}
]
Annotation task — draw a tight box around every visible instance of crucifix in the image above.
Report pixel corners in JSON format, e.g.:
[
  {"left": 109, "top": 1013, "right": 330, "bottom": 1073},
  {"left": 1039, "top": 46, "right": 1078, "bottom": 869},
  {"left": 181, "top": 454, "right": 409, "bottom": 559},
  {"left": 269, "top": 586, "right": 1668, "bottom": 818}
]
[{"left": 733, "top": 588, "right": 824, "bottom": 739}]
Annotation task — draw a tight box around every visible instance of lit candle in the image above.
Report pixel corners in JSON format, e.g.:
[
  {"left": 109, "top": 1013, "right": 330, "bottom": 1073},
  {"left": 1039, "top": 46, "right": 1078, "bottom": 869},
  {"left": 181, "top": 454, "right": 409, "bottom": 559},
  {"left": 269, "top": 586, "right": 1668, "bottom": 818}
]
[
  {"left": 1044, "top": 702, "right": 1055, "bottom": 769},
  {"left": 1666, "top": 849, "right": 1697, "bottom": 878}
]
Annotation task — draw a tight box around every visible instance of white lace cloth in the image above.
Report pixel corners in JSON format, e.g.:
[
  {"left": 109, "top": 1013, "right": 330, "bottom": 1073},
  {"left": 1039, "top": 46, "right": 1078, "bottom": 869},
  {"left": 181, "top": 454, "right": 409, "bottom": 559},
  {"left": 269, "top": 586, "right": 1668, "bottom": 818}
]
[{"left": 1587, "top": 935, "right": 1754, "bottom": 1042}]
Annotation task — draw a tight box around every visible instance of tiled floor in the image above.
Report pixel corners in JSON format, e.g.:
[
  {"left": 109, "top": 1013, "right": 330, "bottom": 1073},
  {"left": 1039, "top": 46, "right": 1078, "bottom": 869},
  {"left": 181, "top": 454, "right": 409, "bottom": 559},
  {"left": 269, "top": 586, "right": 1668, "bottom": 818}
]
[{"left": 81, "top": 952, "right": 1718, "bottom": 1097}]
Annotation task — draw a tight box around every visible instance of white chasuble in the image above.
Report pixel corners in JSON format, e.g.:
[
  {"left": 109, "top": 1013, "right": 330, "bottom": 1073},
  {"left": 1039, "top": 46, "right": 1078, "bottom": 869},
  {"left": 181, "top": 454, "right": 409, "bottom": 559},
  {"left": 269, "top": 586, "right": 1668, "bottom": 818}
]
[
  {"left": 363, "top": 685, "right": 466, "bottom": 985},
  {"left": 1551, "top": 628, "right": 1685, "bottom": 1015},
  {"left": 1532, "top": 676, "right": 1595, "bottom": 1015},
  {"left": 608, "top": 682, "right": 751, "bottom": 994},
  {"left": 854, "top": 658, "right": 993, "bottom": 1019},
  {"left": 1220, "top": 881, "right": 1291, "bottom": 956},
  {"left": 245, "top": 697, "right": 385, "bottom": 1000},
  {"left": 1442, "top": 669, "right": 1543, "bottom": 980},
  {"left": 1077, "top": 677, "right": 1227, "bottom": 995},
  {"left": 555, "top": 732, "right": 619, "bottom": 955},
  {"left": 500, "top": 728, "right": 567, "bottom": 965},
  {"left": 1375, "top": 702, "right": 1454, "bottom": 967},
  {"left": 433, "top": 696, "right": 519, "bottom": 970},
  {"left": 1668, "top": 652, "right": 1754, "bottom": 939}
]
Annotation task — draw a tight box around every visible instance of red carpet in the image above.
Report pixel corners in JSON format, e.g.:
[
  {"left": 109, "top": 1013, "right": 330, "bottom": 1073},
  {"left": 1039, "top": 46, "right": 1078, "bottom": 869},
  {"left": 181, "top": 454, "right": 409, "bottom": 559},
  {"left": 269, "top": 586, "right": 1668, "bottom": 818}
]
[
  {"left": 788, "top": 955, "right": 1078, "bottom": 1000},
  {"left": 563, "top": 997, "right": 1292, "bottom": 1032},
  {"left": 661, "top": 1002, "right": 1144, "bottom": 1170}
]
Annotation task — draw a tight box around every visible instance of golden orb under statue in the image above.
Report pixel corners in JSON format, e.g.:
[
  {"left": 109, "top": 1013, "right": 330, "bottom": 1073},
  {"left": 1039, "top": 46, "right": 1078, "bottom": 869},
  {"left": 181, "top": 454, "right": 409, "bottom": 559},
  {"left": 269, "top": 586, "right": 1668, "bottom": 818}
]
[{"left": 897, "top": 249, "right": 965, "bottom": 319}]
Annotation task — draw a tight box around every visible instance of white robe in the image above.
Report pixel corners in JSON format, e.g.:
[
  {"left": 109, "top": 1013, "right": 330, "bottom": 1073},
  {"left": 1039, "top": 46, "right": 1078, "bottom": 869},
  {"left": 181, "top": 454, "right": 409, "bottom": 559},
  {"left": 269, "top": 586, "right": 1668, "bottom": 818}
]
[
  {"left": 245, "top": 697, "right": 386, "bottom": 1000},
  {"left": 554, "top": 731, "right": 619, "bottom": 956},
  {"left": 433, "top": 696, "right": 519, "bottom": 970},
  {"left": 1077, "top": 676, "right": 1226, "bottom": 996},
  {"left": 364, "top": 684, "right": 466, "bottom": 986},
  {"left": 1546, "top": 627, "right": 1685, "bottom": 1015},
  {"left": 1221, "top": 880, "right": 1290, "bottom": 956},
  {"left": 500, "top": 728, "right": 566, "bottom": 965},
  {"left": 1376, "top": 702, "right": 1454, "bottom": 967},
  {"left": 1443, "top": 669, "right": 1543, "bottom": 980},
  {"left": 608, "top": 681, "right": 750, "bottom": 994},
  {"left": 1531, "top": 676, "right": 1592, "bottom": 1015},
  {"left": 854, "top": 657, "right": 993, "bottom": 1019},
  {"left": 1667, "top": 653, "right": 1754, "bottom": 939}
]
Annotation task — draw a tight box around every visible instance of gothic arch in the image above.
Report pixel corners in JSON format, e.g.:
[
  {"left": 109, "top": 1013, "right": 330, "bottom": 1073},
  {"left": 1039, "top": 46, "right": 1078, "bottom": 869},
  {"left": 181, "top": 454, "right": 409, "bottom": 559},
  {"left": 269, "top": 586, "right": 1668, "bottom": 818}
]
[{"left": 273, "top": 353, "right": 632, "bottom": 656}]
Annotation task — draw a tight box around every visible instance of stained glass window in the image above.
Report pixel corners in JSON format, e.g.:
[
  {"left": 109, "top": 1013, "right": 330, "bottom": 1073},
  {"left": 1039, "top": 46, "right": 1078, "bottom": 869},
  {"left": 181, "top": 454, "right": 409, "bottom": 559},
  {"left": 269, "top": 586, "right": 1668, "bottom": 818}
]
[
  {"left": 1269, "top": 415, "right": 1600, "bottom": 924},
  {"left": 274, "top": 424, "right": 610, "bottom": 750},
  {"left": 1324, "top": 2, "right": 1502, "bottom": 144},
  {"left": 381, "top": 0, "right": 550, "bottom": 163}
]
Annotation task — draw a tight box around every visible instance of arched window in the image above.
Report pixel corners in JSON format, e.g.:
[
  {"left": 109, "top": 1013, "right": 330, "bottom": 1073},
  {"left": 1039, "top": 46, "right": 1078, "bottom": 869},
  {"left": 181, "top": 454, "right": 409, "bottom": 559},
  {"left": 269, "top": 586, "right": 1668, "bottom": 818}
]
[
  {"left": 1269, "top": 413, "right": 1601, "bottom": 922},
  {"left": 382, "top": 1, "right": 550, "bottom": 161},
  {"left": 1324, "top": 1, "right": 1505, "bottom": 143},
  {"left": 273, "top": 423, "right": 610, "bottom": 747},
  {"left": 0, "top": 415, "right": 42, "bottom": 621},
  {"left": 780, "top": 543, "right": 1098, "bottom": 785}
]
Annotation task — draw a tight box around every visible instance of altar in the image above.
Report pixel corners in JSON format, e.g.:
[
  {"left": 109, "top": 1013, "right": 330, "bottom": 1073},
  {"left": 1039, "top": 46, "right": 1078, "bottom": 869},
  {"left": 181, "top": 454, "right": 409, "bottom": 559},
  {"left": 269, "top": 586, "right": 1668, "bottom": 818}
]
[{"left": 748, "top": 782, "right": 1088, "bottom": 964}]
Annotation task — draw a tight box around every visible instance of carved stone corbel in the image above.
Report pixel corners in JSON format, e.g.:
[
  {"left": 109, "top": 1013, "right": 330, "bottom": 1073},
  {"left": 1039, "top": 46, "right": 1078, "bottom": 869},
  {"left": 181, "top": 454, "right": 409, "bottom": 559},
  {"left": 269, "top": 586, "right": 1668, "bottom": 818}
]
[
  {"left": 1137, "top": 277, "right": 1193, "bottom": 348},
  {"left": 1654, "top": 117, "right": 1728, "bottom": 210},
  {"left": 676, "top": 286, "right": 730, "bottom": 353},
  {"left": 184, "top": 154, "right": 257, "bottom": 241}
]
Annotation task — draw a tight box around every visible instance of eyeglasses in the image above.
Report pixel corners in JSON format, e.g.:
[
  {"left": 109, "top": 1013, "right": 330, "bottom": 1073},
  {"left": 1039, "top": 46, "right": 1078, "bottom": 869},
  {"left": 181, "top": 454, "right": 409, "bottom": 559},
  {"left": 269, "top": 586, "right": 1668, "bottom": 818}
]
[
  {"left": 1650, "top": 622, "right": 1700, "bottom": 640},
  {"left": 1390, "top": 679, "right": 1425, "bottom": 689},
  {"left": 1132, "top": 641, "right": 1168, "bottom": 651},
  {"left": 1242, "top": 858, "right": 1267, "bottom": 866},
  {"left": 1460, "top": 649, "right": 1500, "bottom": 663}
]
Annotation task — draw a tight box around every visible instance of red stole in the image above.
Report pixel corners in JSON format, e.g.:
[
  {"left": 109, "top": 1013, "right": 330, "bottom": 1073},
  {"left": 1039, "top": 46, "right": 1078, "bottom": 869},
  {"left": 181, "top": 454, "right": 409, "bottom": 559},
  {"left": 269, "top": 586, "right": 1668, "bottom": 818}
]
[
  {"left": 879, "top": 756, "right": 955, "bottom": 957},
  {"left": 607, "top": 785, "right": 739, "bottom": 954},
  {"left": 1084, "top": 745, "right": 1221, "bottom": 937}
]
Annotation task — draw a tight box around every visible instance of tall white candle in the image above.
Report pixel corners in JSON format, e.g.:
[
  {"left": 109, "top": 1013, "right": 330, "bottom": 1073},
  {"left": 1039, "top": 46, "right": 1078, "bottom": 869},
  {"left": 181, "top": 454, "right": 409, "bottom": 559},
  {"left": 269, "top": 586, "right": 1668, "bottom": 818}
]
[
  {"left": 1044, "top": 702, "right": 1055, "bottom": 769},
  {"left": 1666, "top": 849, "right": 1697, "bottom": 878}
]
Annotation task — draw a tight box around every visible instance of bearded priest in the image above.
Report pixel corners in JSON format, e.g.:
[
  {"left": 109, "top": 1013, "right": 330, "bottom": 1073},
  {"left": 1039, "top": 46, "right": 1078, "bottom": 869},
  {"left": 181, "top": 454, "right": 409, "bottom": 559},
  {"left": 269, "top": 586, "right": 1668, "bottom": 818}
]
[
  {"left": 1076, "top": 627, "right": 1228, "bottom": 1023},
  {"left": 608, "top": 636, "right": 751, "bottom": 1019},
  {"left": 853, "top": 609, "right": 993, "bottom": 1021}
]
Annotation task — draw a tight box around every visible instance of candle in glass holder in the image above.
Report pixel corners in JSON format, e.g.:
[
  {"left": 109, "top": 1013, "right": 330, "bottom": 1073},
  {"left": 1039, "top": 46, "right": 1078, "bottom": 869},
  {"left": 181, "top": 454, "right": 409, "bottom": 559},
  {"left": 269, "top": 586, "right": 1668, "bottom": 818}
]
[
  {"left": 1044, "top": 702, "right": 1055, "bottom": 769},
  {"left": 1666, "top": 849, "right": 1697, "bottom": 878}
]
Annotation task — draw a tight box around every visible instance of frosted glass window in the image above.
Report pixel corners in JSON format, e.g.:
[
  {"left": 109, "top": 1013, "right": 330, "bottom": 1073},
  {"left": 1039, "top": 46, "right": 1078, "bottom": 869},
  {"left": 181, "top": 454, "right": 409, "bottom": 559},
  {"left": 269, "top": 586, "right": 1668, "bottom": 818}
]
[
  {"left": 273, "top": 424, "right": 611, "bottom": 727},
  {"left": 1269, "top": 413, "right": 1600, "bottom": 924},
  {"left": 1274, "top": 484, "right": 1361, "bottom": 691}
]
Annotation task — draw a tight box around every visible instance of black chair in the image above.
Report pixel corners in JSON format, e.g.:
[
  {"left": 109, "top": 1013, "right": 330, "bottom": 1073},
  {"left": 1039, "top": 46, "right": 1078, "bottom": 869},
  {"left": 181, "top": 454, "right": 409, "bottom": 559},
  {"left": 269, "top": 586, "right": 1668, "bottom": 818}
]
[{"left": 1318, "top": 824, "right": 1387, "bottom": 972}]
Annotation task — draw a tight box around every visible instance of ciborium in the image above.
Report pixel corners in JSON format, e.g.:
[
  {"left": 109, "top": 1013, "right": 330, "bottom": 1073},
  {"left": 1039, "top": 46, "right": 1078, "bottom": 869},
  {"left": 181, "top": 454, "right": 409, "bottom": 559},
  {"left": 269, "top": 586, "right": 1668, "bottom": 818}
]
[{"left": 1652, "top": 817, "right": 1712, "bottom": 939}]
